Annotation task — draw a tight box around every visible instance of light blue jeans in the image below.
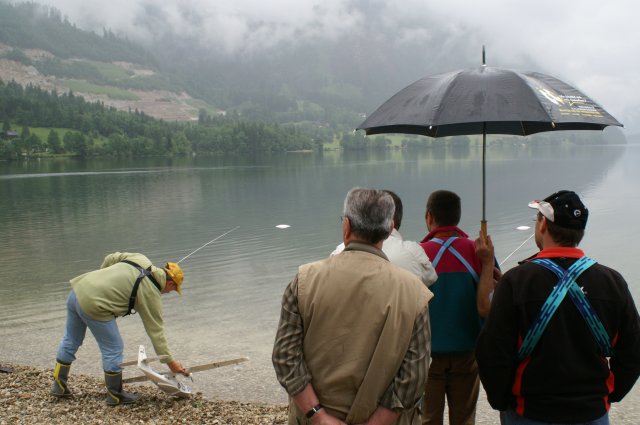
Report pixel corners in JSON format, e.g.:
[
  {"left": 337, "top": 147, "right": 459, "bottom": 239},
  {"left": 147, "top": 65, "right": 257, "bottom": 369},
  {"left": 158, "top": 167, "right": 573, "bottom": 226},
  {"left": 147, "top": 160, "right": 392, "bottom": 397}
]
[
  {"left": 500, "top": 409, "right": 609, "bottom": 425},
  {"left": 56, "top": 290, "right": 124, "bottom": 372}
]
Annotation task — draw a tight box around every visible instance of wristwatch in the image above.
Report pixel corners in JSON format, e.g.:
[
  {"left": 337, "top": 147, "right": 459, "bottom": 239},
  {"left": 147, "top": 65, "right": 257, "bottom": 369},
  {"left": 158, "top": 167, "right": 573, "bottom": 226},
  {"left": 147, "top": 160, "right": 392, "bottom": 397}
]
[{"left": 305, "top": 404, "right": 323, "bottom": 418}]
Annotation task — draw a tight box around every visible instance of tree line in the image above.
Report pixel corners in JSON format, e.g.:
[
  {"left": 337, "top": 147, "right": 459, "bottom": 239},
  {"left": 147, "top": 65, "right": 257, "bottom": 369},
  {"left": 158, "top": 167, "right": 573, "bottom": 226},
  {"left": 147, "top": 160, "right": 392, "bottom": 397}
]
[
  {"left": 0, "top": 79, "right": 322, "bottom": 160},
  {"left": 2, "top": 77, "right": 620, "bottom": 161}
]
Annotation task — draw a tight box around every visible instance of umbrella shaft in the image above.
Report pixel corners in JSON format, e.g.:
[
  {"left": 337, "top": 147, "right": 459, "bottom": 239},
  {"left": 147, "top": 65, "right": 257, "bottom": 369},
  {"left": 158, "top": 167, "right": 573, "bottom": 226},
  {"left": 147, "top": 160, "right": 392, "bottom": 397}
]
[{"left": 482, "top": 127, "right": 486, "bottom": 222}]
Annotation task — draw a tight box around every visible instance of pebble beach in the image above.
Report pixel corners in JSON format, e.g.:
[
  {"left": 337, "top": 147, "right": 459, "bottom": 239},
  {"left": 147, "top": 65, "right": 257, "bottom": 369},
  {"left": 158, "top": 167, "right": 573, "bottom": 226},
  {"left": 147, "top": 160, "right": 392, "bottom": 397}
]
[
  {"left": 0, "top": 363, "right": 287, "bottom": 425},
  {"left": 2, "top": 362, "right": 640, "bottom": 424}
]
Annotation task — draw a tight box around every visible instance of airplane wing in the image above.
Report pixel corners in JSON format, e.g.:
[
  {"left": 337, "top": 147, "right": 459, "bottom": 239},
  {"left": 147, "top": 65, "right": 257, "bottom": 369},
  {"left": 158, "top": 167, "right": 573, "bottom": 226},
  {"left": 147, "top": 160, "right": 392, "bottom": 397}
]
[
  {"left": 120, "top": 355, "right": 169, "bottom": 368},
  {"left": 123, "top": 353, "right": 249, "bottom": 384},
  {"left": 181, "top": 356, "right": 249, "bottom": 375},
  {"left": 123, "top": 374, "right": 155, "bottom": 384}
]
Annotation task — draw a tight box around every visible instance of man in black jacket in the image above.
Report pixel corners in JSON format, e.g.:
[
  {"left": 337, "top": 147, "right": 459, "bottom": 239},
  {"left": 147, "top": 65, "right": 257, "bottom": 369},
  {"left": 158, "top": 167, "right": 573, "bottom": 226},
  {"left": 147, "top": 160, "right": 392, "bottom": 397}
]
[{"left": 476, "top": 190, "right": 640, "bottom": 425}]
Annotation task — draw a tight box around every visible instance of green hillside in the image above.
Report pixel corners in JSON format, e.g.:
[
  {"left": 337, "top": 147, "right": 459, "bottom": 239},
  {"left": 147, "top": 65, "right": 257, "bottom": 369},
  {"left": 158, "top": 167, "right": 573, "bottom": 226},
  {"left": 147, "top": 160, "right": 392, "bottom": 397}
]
[
  {"left": 0, "top": 79, "right": 325, "bottom": 159},
  {"left": 0, "top": 1, "right": 626, "bottom": 161},
  {"left": 0, "top": 2, "right": 355, "bottom": 159},
  {"left": 0, "top": 1, "right": 208, "bottom": 123},
  {"left": 0, "top": 1, "right": 360, "bottom": 130},
  {"left": 0, "top": 2, "right": 154, "bottom": 65}
]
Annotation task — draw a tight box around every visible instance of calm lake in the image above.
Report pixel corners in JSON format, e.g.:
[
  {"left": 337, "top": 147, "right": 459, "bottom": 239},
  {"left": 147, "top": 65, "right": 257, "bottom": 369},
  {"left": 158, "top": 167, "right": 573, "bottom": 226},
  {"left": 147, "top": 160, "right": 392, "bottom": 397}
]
[{"left": 1, "top": 141, "right": 639, "bottom": 420}]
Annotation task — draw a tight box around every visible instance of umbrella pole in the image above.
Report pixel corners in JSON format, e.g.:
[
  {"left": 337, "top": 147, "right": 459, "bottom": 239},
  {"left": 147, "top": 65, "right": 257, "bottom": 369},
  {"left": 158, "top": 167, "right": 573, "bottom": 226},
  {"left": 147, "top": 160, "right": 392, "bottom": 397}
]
[{"left": 481, "top": 125, "right": 487, "bottom": 239}]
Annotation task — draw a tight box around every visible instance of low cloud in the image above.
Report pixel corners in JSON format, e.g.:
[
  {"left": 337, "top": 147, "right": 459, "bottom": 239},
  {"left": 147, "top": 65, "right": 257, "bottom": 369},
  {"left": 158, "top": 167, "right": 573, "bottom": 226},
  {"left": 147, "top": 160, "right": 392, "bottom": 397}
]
[{"left": 37, "top": 0, "right": 640, "bottom": 132}]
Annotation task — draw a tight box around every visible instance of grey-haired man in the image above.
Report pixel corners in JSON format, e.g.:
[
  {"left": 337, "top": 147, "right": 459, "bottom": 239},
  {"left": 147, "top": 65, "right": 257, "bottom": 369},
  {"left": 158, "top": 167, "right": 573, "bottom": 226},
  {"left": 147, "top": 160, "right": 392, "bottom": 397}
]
[{"left": 273, "top": 188, "right": 434, "bottom": 425}]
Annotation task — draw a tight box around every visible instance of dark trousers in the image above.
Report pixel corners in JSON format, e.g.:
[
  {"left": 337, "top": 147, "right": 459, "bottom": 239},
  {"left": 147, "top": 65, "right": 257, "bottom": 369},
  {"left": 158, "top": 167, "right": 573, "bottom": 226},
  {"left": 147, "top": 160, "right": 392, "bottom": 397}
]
[{"left": 422, "top": 352, "right": 479, "bottom": 425}]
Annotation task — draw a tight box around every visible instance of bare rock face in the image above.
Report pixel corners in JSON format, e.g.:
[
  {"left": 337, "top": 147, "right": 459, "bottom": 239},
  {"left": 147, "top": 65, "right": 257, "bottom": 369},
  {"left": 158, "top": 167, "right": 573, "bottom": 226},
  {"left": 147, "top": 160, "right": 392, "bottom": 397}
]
[{"left": 0, "top": 45, "right": 202, "bottom": 122}]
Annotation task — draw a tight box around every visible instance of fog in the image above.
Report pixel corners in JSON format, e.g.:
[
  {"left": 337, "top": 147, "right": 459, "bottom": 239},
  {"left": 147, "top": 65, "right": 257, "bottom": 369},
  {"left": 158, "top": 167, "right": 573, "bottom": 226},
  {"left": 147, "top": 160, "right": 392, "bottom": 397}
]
[{"left": 35, "top": 0, "right": 640, "bottom": 133}]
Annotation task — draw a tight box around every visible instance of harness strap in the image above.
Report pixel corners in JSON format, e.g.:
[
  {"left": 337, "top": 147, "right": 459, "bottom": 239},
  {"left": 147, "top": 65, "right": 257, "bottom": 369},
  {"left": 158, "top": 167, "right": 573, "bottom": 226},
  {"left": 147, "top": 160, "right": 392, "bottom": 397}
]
[
  {"left": 518, "top": 256, "right": 611, "bottom": 359},
  {"left": 529, "top": 258, "right": 612, "bottom": 358},
  {"left": 120, "top": 260, "right": 162, "bottom": 317},
  {"left": 431, "top": 237, "right": 479, "bottom": 283}
]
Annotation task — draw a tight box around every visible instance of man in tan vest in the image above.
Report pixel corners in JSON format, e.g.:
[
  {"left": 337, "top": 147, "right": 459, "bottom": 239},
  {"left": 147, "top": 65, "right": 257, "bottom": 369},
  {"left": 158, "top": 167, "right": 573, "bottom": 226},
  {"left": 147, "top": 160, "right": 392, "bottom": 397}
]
[{"left": 273, "top": 187, "right": 434, "bottom": 425}]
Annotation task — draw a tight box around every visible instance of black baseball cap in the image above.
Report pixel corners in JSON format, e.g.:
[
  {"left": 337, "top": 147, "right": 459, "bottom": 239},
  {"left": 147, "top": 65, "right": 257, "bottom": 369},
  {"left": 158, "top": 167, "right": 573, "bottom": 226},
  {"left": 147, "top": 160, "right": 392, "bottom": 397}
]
[{"left": 528, "top": 190, "right": 588, "bottom": 230}]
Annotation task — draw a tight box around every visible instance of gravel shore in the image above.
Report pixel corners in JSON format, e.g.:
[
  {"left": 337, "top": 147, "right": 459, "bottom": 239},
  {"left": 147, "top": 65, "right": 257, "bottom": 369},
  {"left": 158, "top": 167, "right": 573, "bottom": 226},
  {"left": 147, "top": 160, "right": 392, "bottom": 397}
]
[
  {"left": 2, "top": 362, "right": 639, "bottom": 424},
  {"left": 0, "top": 363, "right": 288, "bottom": 424}
]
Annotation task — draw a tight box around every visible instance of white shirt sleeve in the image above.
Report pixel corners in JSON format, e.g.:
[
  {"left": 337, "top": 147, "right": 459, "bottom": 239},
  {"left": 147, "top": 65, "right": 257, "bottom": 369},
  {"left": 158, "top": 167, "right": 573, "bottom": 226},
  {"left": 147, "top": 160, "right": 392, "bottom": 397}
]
[
  {"left": 403, "top": 241, "right": 438, "bottom": 287},
  {"left": 330, "top": 242, "right": 345, "bottom": 257}
]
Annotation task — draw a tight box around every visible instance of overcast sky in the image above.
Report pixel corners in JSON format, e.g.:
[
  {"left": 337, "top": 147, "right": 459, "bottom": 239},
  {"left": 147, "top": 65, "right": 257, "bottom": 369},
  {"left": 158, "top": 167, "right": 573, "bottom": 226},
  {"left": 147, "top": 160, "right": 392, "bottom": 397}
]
[{"left": 38, "top": 0, "right": 640, "bottom": 133}]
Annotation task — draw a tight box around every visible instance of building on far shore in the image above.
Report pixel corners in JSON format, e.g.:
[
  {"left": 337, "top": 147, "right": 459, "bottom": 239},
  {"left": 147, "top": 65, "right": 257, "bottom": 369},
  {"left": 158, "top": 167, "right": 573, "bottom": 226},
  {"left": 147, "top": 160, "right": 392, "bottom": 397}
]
[{"left": 1, "top": 130, "right": 18, "bottom": 140}]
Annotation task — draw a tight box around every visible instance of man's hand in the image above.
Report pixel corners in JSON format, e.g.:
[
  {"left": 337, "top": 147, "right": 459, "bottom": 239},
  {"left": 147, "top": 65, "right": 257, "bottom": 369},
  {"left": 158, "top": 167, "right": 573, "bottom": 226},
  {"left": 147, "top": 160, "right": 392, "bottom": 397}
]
[
  {"left": 310, "top": 410, "right": 347, "bottom": 425},
  {"left": 493, "top": 266, "right": 503, "bottom": 283},
  {"left": 292, "top": 384, "right": 347, "bottom": 425},
  {"left": 475, "top": 232, "right": 498, "bottom": 317},
  {"left": 475, "top": 232, "right": 495, "bottom": 267},
  {"left": 355, "top": 406, "right": 400, "bottom": 425},
  {"left": 167, "top": 360, "right": 189, "bottom": 376}
]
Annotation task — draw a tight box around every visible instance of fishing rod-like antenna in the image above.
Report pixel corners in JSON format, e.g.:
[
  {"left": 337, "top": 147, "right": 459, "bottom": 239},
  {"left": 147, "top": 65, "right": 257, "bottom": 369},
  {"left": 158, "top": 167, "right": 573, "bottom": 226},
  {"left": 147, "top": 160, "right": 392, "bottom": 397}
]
[
  {"left": 177, "top": 226, "right": 240, "bottom": 264},
  {"left": 499, "top": 233, "right": 534, "bottom": 267}
]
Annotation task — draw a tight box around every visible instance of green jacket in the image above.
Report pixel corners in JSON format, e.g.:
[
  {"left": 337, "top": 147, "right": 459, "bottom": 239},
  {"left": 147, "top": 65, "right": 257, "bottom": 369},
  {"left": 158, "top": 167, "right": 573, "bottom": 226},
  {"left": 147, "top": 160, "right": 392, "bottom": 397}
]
[{"left": 71, "top": 252, "right": 173, "bottom": 363}]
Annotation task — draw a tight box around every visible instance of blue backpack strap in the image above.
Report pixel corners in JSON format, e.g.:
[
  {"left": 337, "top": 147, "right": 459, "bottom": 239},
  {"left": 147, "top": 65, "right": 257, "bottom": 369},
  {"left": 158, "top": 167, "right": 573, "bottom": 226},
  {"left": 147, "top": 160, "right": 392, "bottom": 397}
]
[
  {"left": 431, "top": 237, "right": 455, "bottom": 268},
  {"left": 568, "top": 284, "right": 613, "bottom": 357},
  {"left": 518, "top": 257, "right": 610, "bottom": 359},
  {"left": 447, "top": 246, "right": 480, "bottom": 283},
  {"left": 430, "top": 237, "right": 479, "bottom": 282},
  {"left": 531, "top": 257, "right": 612, "bottom": 357},
  {"left": 531, "top": 258, "right": 565, "bottom": 279}
]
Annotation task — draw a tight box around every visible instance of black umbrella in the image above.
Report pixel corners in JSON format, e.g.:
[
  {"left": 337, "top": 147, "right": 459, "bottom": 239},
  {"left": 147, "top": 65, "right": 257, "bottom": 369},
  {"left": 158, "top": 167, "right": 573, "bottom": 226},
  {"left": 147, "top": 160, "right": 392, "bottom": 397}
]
[{"left": 357, "top": 52, "right": 622, "bottom": 235}]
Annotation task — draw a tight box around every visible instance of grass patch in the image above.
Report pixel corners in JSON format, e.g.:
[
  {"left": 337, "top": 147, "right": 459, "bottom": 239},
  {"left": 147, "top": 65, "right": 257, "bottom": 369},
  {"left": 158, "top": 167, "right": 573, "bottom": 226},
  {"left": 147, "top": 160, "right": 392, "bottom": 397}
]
[
  {"left": 186, "top": 98, "right": 223, "bottom": 116},
  {"left": 27, "top": 127, "right": 107, "bottom": 146},
  {"left": 85, "top": 60, "right": 134, "bottom": 81},
  {"left": 64, "top": 80, "right": 139, "bottom": 101},
  {"left": 296, "top": 100, "right": 324, "bottom": 113},
  {"left": 29, "top": 126, "right": 71, "bottom": 141}
]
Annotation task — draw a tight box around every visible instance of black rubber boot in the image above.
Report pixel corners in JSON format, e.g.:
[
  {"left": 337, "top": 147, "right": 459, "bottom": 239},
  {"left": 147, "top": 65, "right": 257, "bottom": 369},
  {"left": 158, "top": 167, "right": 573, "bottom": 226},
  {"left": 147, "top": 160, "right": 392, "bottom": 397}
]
[
  {"left": 104, "top": 371, "right": 141, "bottom": 406},
  {"left": 50, "top": 360, "right": 72, "bottom": 398}
]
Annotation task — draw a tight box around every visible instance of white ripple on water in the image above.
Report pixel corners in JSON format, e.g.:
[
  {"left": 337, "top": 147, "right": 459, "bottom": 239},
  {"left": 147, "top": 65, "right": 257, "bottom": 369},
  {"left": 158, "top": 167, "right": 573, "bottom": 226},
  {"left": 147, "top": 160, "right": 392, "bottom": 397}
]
[
  {"left": 0, "top": 164, "right": 274, "bottom": 180},
  {"left": 0, "top": 170, "right": 164, "bottom": 179}
]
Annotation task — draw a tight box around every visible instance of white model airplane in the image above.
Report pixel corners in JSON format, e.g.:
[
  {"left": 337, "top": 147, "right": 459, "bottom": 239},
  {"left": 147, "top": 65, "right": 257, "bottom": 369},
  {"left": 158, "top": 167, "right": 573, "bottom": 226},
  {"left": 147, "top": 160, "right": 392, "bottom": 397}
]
[{"left": 120, "top": 345, "right": 249, "bottom": 397}]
